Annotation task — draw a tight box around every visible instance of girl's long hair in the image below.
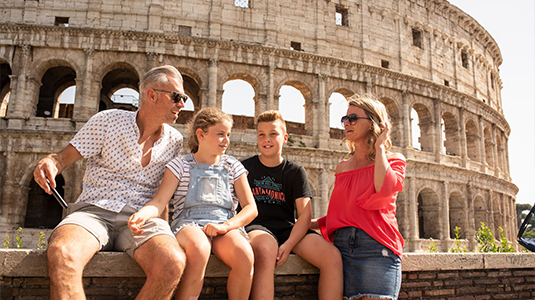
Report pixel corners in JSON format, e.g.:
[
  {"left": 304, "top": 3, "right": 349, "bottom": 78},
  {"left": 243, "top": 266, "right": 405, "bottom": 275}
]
[{"left": 187, "top": 107, "right": 233, "bottom": 153}]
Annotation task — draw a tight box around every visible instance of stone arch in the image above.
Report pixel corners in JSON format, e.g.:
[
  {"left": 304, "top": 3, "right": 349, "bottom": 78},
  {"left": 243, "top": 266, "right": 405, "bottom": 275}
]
[
  {"left": 442, "top": 111, "right": 460, "bottom": 156},
  {"left": 25, "top": 174, "right": 65, "bottom": 229},
  {"left": 449, "top": 191, "right": 466, "bottom": 239},
  {"left": 36, "top": 64, "right": 77, "bottom": 118},
  {"left": 0, "top": 59, "right": 11, "bottom": 117},
  {"left": 465, "top": 118, "right": 480, "bottom": 162},
  {"left": 99, "top": 62, "right": 140, "bottom": 112},
  {"left": 473, "top": 195, "right": 487, "bottom": 230},
  {"left": 484, "top": 127, "right": 494, "bottom": 167},
  {"left": 411, "top": 103, "right": 434, "bottom": 152},
  {"left": 379, "top": 97, "right": 401, "bottom": 147},
  {"left": 417, "top": 187, "right": 440, "bottom": 239}
]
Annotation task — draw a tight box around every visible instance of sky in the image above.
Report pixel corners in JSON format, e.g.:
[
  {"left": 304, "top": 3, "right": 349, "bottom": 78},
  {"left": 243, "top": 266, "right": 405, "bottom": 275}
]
[
  {"left": 447, "top": 0, "right": 535, "bottom": 205},
  {"left": 59, "top": 0, "right": 535, "bottom": 205}
]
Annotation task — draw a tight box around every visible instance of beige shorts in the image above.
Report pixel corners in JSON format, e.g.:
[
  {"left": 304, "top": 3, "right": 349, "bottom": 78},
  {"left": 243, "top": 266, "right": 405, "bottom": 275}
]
[{"left": 55, "top": 202, "right": 176, "bottom": 258}]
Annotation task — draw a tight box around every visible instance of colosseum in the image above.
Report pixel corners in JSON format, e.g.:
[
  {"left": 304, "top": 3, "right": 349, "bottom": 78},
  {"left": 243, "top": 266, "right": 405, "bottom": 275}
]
[{"left": 0, "top": 0, "right": 518, "bottom": 252}]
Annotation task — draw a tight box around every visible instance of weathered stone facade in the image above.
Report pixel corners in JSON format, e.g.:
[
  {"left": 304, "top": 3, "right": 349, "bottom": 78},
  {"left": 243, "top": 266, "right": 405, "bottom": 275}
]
[{"left": 0, "top": 0, "right": 518, "bottom": 252}]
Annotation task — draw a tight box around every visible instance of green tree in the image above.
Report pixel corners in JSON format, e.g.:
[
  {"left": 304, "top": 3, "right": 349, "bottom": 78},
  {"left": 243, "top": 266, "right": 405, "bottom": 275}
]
[
  {"left": 475, "top": 222, "right": 514, "bottom": 253},
  {"left": 450, "top": 226, "right": 468, "bottom": 253},
  {"left": 517, "top": 203, "right": 535, "bottom": 239}
]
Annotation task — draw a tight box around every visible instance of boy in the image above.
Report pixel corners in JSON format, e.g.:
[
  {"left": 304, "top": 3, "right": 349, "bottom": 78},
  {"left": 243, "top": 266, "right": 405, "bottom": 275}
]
[{"left": 242, "top": 110, "right": 343, "bottom": 300}]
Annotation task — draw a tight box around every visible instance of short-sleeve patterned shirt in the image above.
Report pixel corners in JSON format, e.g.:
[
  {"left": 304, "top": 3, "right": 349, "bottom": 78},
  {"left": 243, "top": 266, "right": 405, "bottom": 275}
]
[
  {"left": 70, "top": 109, "right": 183, "bottom": 212},
  {"left": 166, "top": 154, "right": 247, "bottom": 221}
]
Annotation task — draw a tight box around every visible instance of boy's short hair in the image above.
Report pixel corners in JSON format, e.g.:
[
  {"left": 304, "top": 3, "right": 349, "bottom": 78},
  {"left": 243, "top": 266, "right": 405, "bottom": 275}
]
[{"left": 257, "top": 110, "right": 287, "bottom": 133}]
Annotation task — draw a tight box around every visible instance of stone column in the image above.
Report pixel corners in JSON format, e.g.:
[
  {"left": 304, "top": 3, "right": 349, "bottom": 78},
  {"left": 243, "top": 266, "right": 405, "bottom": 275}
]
[
  {"left": 73, "top": 48, "right": 97, "bottom": 122},
  {"left": 441, "top": 181, "right": 450, "bottom": 241},
  {"left": 491, "top": 124, "right": 498, "bottom": 175},
  {"left": 434, "top": 98, "right": 443, "bottom": 163},
  {"left": 466, "top": 182, "right": 476, "bottom": 251},
  {"left": 146, "top": 52, "right": 158, "bottom": 72},
  {"left": 401, "top": 90, "right": 413, "bottom": 157},
  {"left": 459, "top": 107, "right": 468, "bottom": 167},
  {"left": 254, "top": 94, "right": 267, "bottom": 118},
  {"left": 207, "top": 59, "right": 218, "bottom": 108},
  {"left": 488, "top": 190, "right": 495, "bottom": 233},
  {"left": 319, "top": 169, "right": 329, "bottom": 217},
  {"left": 317, "top": 74, "right": 329, "bottom": 149},
  {"left": 504, "top": 136, "right": 511, "bottom": 177},
  {"left": 266, "top": 64, "right": 275, "bottom": 111},
  {"left": 7, "top": 45, "right": 32, "bottom": 120},
  {"left": 478, "top": 115, "right": 486, "bottom": 171},
  {"left": 407, "top": 176, "right": 418, "bottom": 240}
]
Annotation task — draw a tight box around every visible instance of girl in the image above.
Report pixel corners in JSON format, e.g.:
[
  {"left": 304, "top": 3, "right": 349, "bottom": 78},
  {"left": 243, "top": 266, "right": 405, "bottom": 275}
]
[
  {"left": 129, "top": 107, "right": 257, "bottom": 300},
  {"left": 313, "top": 94, "right": 406, "bottom": 300}
]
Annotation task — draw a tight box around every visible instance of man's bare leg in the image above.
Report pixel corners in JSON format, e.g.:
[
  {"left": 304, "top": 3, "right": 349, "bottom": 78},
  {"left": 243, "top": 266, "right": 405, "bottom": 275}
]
[{"left": 47, "top": 225, "right": 100, "bottom": 300}]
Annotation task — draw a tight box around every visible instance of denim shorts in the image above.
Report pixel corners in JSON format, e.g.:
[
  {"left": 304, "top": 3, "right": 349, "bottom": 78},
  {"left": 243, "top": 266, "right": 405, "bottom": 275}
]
[{"left": 333, "top": 227, "right": 401, "bottom": 300}]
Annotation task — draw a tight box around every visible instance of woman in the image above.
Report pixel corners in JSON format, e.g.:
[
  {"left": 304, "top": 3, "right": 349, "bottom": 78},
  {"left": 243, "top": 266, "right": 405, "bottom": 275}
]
[{"left": 313, "top": 94, "right": 406, "bottom": 300}]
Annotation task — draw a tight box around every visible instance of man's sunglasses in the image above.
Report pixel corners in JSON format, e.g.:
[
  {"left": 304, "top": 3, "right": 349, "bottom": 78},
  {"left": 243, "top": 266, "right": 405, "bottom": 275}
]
[
  {"left": 341, "top": 114, "right": 371, "bottom": 126},
  {"left": 153, "top": 89, "right": 188, "bottom": 104}
]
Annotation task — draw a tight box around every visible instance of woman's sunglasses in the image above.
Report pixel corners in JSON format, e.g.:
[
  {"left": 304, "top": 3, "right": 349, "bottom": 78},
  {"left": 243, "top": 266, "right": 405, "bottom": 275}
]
[
  {"left": 153, "top": 89, "right": 189, "bottom": 104},
  {"left": 341, "top": 114, "right": 371, "bottom": 126}
]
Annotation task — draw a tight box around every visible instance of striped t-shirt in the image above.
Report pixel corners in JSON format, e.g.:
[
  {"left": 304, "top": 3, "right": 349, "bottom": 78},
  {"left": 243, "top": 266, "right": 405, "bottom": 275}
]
[{"left": 166, "top": 154, "right": 247, "bottom": 221}]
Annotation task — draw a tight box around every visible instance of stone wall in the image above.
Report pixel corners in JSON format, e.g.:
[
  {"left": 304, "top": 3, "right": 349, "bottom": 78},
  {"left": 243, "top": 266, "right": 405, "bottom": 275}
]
[{"left": 1, "top": 250, "right": 534, "bottom": 299}]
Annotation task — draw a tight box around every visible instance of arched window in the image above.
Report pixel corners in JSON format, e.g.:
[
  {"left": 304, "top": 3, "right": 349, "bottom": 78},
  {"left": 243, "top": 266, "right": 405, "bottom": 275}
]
[
  {"left": 418, "top": 188, "right": 440, "bottom": 239},
  {"left": 99, "top": 65, "right": 139, "bottom": 112},
  {"left": 111, "top": 88, "right": 140, "bottom": 110},
  {"left": 222, "top": 79, "right": 255, "bottom": 117},
  {"left": 442, "top": 112, "right": 460, "bottom": 156},
  {"left": 449, "top": 192, "right": 465, "bottom": 239},
  {"left": 279, "top": 85, "right": 305, "bottom": 124},
  {"left": 465, "top": 119, "right": 480, "bottom": 162},
  {"left": 0, "top": 61, "right": 11, "bottom": 117},
  {"left": 56, "top": 85, "right": 75, "bottom": 118},
  {"left": 410, "top": 108, "right": 421, "bottom": 150},
  {"left": 473, "top": 196, "right": 487, "bottom": 231},
  {"left": 328, "top": 92, "right": 348, "bottom": 129},
  {"left": 37, "top": 66, "right": 76, "bottom": 117},
  {"left": 25, "top": 175, "right": 65, "bottom": 229}
]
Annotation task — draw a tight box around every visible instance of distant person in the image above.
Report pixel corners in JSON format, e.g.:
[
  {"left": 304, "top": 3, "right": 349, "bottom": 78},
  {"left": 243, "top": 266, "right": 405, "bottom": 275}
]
[
  {"left": 242, "top": 110, "right": 343, "bottom": 300},
  {"left": 128, "top": 107, "right": 257, "bottom": 300},
  {"left": 33, "top": 65, "right": 188, "bottom": 300},
  {"left": 312, "top": 94, "right": 406, "bottom": 300}
]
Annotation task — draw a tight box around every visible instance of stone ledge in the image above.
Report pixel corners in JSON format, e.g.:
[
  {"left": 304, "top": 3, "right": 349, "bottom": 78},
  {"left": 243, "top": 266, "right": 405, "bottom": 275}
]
[
  {"left": 2, "top": 250, "right": 534, "bottom": 278},
  {"left": 0, "top": 249, "right": 319, "bottom": 278}
]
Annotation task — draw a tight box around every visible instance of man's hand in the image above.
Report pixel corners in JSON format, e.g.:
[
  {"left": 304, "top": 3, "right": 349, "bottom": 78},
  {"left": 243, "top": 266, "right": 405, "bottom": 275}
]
[{"left": 33, "top": 155, "right": 60, "bottom": 194}]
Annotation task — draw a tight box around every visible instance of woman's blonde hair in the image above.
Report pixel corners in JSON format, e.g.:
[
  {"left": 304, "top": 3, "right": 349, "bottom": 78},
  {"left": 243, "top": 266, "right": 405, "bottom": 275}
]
[
  {"left": 345, "top": 94, "right": 392, "bottom": 160},
  {"left": 187, "top": 107, "right": 233, "bottom": 153}
]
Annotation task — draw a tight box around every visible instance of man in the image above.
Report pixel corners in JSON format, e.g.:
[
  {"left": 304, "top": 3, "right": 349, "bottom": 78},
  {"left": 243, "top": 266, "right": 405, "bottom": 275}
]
[{"left": 33, "top": 65, "right": 187, "bottom": 300}]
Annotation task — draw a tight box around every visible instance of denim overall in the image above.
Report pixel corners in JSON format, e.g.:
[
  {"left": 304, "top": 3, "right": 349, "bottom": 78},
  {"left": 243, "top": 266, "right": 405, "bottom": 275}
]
[{"left": 173, "top": 154, "right": 234, "bottom": 231}]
